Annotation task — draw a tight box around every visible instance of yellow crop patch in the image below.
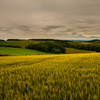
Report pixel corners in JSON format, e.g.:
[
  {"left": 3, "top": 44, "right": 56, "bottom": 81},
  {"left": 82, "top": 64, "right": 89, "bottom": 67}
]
[{"left": 0, "top": 53, "right": 100, "bottom": 100}]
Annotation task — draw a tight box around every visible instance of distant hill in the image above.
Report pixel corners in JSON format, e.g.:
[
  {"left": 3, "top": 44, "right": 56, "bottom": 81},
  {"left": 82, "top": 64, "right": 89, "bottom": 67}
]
[
  {"left": 88, "top": 39, "right": 100, "bottom": 42},
  {"left": 7, "top": 39, "right": 26, "bottom": 41},
  {"left": 0, "top": 39, "right": 5, "bottom": 41}
]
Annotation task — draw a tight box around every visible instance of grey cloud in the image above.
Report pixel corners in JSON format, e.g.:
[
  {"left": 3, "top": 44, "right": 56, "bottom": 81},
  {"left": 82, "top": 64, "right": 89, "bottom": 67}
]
[
  {"left": 0, "top": 27, "right": 15, "bottom": 33},
  {"left": 59, "top": 28, "right": 75, "bottom": 33},
  {"left": 43, "top": 26, "right": 64, "bottom": 31},
  {"left": 66, "top": 29, "right": 75, "bottom": 32},
  {"left": 0, "top": 0, "right": 100, "bottom": 40},
  {"left": 16, "top": 25, "right": 33, "bottom": 32},
  {"left": 89, "top": 36, "right": 100, "bottom": 38},
  {"left": 71, "top": 33, "right": 78, "bottom": 35},
  {"left": 77, "top": 26, "right": 92, "bottom": 29},
  {"left": 86, "top": 20, "right": 100, "bottom": 25}
]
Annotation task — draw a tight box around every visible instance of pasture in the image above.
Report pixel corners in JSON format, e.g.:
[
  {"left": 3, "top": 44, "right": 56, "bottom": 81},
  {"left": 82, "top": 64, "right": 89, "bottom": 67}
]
[{"left": 0, "top": 47, "right": 49, "bottom": 56}]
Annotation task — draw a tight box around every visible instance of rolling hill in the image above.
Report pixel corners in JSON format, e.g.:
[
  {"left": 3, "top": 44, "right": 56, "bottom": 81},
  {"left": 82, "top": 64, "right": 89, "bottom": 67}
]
[{"left": 0, "top": 47, "right": 50, "bottom": 56}]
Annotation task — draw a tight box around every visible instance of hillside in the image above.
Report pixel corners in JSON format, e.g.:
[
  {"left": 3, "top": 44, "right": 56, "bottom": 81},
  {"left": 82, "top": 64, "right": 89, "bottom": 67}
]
[
  {"left": 0, "top": 40, "right": 34, "bottom": 48},
  {"left": 0, "top": 53, "right": 99, "bottom": 100},
  {"left": 66, "top": 48, "right": 94, "bottom": 54},
  {"left": 0, "top": 40, "right": 96, "bottom": 55},
  {"left": 0, "top": 47, "right": 50, "bottom": 56}
]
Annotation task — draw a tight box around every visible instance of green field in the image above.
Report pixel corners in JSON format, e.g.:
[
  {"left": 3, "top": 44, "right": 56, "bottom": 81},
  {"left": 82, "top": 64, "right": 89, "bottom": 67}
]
[
  {"left": 0, "top": 41, "right": 33, "bottom": 48},
  {"left": 0, "top": 40, "right": 99, "bottom": 55},
  {"left": 0, "top": 47, "right": 49, "bottom": 56},
  {"left": 0, "top": 53, "right": 99, "bottom": 100},
  {"left": 0, "top": 40, "right": 46, "bottom": 48},
  {"left": 0, "top": 47, "right": 93, "bottom": 56},
  {"left": 66, "top": 48, "right": 94, "bottom": 54}
]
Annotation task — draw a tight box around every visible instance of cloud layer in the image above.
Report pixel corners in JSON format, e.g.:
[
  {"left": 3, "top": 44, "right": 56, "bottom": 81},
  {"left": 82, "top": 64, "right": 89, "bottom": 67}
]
[{"left": 0, "top": 0, "right": 100, "bottom": 40}]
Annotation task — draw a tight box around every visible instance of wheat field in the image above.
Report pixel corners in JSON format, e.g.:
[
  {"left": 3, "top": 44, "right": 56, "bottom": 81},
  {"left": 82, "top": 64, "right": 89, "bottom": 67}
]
[{"left": 0, "top": 53, "right": 100, "bottom": 100}]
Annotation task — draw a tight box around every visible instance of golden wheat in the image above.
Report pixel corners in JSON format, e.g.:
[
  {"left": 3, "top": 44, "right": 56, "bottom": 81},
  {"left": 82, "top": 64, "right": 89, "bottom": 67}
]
[{"left": 0, "top": 53, "right": 100, "bottom": 100}]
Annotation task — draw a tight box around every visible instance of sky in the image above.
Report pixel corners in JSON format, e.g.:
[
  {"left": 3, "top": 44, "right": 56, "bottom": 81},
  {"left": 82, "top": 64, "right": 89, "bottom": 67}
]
[{"left": 0, "top": 0, "right": 100, "bottom": 40}]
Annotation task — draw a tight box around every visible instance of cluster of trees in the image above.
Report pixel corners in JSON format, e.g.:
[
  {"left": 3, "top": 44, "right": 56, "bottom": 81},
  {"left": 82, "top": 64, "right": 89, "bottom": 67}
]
[
  {"left": 26, "top": 42, "right": 66, "bottom": 54},
  {"left": 66, "top": 42, "right": 100, "bottom": 52}
]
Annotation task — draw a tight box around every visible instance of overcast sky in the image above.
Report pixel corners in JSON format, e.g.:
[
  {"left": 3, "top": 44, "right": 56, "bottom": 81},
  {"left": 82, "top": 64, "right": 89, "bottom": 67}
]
[{"left": 0, "top": 0, "right": 100, "bottom": 40}]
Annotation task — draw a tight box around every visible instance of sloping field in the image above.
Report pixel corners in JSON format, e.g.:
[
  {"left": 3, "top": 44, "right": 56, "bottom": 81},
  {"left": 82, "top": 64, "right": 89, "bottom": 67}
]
[
  {"left": 0, "top": 53, "right": 100, "bottom": 100},
  {"left": 66, "top": 48, "right": 94, "bottom": 54},
  {"left": 0, "top": 41, "right": 32, "bottom": 48},
  {"left": 0, "top": 47, "right": 50, "bottom": 56}
]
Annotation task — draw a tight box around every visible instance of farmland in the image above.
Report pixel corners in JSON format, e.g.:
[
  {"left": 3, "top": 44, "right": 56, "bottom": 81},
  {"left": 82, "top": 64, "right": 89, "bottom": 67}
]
[
  {"left": 0, "top": 53, "right": 100, "bottom": 100},
  {"left": 0, "top": 47, "right": 49, "bottom": 56},
  {"left": 66, "top": 48, "right": 94, "bottom": 54},
  {"left": 0, "top": 40, "right": 34, "bottom": 48},
  {"left": 0, "top": 46, "right": 94, "bottom": 56},
  {"left": 0, "top": 40, "right": 96, "bottom": 55}
]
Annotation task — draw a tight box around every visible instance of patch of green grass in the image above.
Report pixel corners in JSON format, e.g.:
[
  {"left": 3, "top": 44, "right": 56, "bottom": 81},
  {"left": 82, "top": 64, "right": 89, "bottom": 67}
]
[
  {"left": 66, "top": 48, "right": 94, "bottom": 54},
  {"left": 0, "top": 47, "right": 50, "bottom": 56},
  {"left": 0, "top": 40, "right": 58, "bottom": 48},
  {"left": 0, "top": 41, "right": 32, "bottom": 48}
]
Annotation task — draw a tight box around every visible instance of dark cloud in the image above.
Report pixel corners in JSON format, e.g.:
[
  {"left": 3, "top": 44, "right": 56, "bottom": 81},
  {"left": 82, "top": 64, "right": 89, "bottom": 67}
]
[
  {"left": 43, "top": 26, "right": 64, "bottom": 31},
  {"left": 16, "top": 25, "right": 31, "bottom": 31},
  {"left": 71, "top": 33, "right": 78, "bottom": 35}
]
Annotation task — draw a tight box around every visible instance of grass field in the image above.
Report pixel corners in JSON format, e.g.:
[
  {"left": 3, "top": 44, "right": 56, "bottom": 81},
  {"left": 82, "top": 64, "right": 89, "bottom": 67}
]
[
  {"left": 0, "top": 41, "right": 34, "bottom": 48},
  {"left": 0, "top": 46, "right": 93, "bottom": 56},
  {"left": 0, "top": 47, "right": 49, "bottom": 56},
  {"left": 66, "top": 48, "right": 94, "bottom": 54},
  {"left": 0, "top": 53, "right": 100, "bottom": 100},
  {"left": 0, "top": 40, "right": 45, "bottom": 48}
]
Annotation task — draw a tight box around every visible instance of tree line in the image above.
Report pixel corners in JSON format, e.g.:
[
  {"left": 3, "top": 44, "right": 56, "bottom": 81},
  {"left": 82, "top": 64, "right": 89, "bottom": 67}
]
[
  {"left": 26, "top": 42, "right": 66, "bottom": 54},
  {"left": 66, "top": 42, "right": 100, "bottom": 52},
  {"left": 0, "top": 44, "right": 21, "bottom": 48}
]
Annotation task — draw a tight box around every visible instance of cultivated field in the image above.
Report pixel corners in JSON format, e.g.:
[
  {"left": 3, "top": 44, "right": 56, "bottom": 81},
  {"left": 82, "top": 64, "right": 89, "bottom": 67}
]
[
  {"left": 0, "top": 53, "right": 100, "bottom": 100},
  {"left": 66, "top": 48, "right": 94, "bottom": 54}
]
